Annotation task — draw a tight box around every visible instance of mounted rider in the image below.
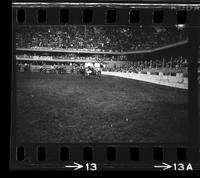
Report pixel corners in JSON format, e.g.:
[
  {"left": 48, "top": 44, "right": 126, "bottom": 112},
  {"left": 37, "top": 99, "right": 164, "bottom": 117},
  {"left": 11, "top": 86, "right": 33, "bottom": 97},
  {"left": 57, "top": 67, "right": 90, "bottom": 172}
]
[{"left": 86, "top": 66, "right": 93, "bottom": 75}]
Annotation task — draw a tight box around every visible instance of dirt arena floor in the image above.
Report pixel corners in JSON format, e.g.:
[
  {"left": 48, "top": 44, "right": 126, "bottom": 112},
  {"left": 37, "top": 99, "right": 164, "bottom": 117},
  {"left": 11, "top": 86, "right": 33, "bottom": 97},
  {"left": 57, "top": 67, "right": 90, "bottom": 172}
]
[{"left": 15, "top": 72, "right": 188, "bottom": 143}]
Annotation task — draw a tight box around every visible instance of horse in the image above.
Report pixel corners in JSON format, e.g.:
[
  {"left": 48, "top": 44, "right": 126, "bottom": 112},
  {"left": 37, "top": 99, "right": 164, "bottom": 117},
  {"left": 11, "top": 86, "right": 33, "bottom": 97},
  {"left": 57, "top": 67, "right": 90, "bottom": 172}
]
[
  {"left": 40, "top": 65, "right": 56, "bottom": 74},
  {"left": 78, "top": 66, "right": 101, "bottom": 79},
  {"left": 85, "top": 66, "right": 101, "bottom": 79}
]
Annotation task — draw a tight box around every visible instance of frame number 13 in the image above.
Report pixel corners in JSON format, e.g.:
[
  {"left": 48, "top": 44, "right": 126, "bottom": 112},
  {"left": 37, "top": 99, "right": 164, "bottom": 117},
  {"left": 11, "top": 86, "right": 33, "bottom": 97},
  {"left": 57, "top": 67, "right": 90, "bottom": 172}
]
[{"left": 85, "top": 163, "right": 97, "bottom": 171}]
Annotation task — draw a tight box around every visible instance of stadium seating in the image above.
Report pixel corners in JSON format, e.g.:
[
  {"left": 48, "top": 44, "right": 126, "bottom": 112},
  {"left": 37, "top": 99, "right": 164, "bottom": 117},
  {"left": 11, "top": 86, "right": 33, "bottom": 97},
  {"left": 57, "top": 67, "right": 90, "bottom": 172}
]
[
  {"left": 16, "top": 26, "right": 187, "bottom": 52},
  {"left": 16, "top": 25, "right": 188, "bottom": 76}
]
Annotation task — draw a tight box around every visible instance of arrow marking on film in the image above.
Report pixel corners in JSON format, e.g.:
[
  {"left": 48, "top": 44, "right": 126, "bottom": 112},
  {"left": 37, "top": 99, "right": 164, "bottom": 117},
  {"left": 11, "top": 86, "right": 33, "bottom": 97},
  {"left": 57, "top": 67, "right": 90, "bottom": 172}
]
[
  {"left": 154, "top": 162, "right": 172, "bottom": 170},
  {"left": 65, "top": 162, "right": 84, "bottom": 170}
]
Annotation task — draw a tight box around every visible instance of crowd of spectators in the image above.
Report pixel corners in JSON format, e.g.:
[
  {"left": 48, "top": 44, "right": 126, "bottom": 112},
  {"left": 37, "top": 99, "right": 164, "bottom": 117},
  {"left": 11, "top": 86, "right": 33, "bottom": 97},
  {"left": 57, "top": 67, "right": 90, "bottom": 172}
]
[
  {"left": 103, "top": 56, "right": 188, "bottom": 75},
  {"left": 16, "top": 54, "right": 188, "bottom": 75},
  {"left": 16, "top": 26, "right": 187, "bottom": 52}
]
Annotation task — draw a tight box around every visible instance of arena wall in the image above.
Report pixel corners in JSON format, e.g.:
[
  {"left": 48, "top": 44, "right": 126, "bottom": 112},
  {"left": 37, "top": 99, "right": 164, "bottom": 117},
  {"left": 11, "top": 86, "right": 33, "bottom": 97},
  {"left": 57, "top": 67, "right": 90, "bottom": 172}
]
[{"left": 102, "top": 71, "right": 188, "bottom": 89}]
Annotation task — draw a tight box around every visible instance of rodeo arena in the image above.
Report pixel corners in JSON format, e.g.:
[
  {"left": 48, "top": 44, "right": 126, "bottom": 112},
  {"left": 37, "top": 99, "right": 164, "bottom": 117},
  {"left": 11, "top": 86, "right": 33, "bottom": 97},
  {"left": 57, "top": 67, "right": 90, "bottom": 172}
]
[{"left": 15, "top": 25, "right": 189, "bottom": 143}]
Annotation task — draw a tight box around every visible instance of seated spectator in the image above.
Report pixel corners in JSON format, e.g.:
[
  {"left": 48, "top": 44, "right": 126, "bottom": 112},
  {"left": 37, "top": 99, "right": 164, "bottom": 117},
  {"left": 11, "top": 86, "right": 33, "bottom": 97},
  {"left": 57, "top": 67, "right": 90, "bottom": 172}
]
[{"left": 16, "top": 26, "right": 187, "bottom": 52}]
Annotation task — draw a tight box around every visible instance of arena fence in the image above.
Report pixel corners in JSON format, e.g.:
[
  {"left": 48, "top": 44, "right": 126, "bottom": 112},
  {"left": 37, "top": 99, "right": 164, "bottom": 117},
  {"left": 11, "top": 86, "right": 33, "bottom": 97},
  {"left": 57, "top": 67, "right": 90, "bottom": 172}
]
[
  {"left": 17, "top": 64, "right": 188, "bottom": 89},
  {"left": 102, "top": 71, "right": 188, "bottom": 89}
]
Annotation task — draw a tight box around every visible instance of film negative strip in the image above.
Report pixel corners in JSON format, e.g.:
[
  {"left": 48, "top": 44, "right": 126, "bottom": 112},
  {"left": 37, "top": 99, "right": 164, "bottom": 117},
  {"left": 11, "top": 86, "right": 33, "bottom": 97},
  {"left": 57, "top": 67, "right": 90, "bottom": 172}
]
[{"left": 10, "top": 1, "right": 200, "bottom": 171}]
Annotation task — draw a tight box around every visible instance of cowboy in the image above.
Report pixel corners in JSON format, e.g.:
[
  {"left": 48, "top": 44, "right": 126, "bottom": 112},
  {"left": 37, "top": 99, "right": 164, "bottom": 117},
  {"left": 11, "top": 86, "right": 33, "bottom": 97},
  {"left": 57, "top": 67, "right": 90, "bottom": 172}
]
[{"left": 86, "top": 66, "right": 92, "bottom": 75}]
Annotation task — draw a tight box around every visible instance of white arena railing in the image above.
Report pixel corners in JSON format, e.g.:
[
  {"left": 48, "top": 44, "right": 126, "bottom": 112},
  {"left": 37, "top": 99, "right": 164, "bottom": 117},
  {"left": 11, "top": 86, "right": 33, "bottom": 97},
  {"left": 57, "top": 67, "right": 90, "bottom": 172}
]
[{"left": 101, "top": 71, "right": 188, "bottom": 89}]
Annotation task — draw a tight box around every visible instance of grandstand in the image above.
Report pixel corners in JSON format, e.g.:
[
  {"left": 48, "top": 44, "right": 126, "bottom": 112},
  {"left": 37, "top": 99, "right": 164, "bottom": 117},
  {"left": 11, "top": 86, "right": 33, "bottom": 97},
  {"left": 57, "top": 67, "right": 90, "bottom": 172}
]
[
  {"left": 16, "top": 25, "right": 187, "bottom": 52},
  {"left": 15, "top": 25, "right": 189, "bottom": 143},
  {"left": 16, "top": 25, "right": 188, "bottom": 88}
]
